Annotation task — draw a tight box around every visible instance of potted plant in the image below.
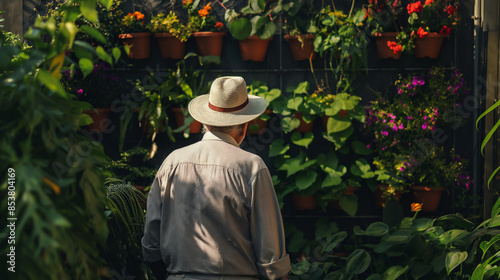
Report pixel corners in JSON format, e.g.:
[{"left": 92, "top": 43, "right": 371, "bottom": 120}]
[
  {"left": 185, "top": 0, "right": 226, "bottom": 57},
  {"left": 148, "top": 11, "right": 193, "bottom": 60},
  {"left": 62, "top": 61, "right": 126, "bottom": 132},
  {"left": 313, "top": 5, "right": 369, "bottom": 92},
  {"left": 110, "top": 146, "right": 157, "bottom": 192},
  {"left": 281, "top": 0, "right": 319, "bottom": 61},
  {"left": 224, "top": 0, "right": 280, "bottom": 61},
  {"left": 406, "top": 0, "right": 460, "bottom": 58},
  {"left": 365, "top": 0, "right": 406, "bottom": 59},
  {"left": 118, "top": 11, "right": 151, "bottom": 59},
  {"left": 365, "top": 67, "right": 469, "bottom": 209}
]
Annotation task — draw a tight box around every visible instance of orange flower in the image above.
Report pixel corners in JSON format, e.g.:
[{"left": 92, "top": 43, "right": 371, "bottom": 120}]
[
  {"left": 407, "top": 1, "right": 423, "bottom": 14},
  {"left": 215, "top": 22, "right": 224, "bottom": 30},
  {"left": 417, "top": 27, "right": 428, "bottom": 37},
  {"left": 444, "top": 5, "right": 457, "bottom": 15},
  {"left": 411, "top": 203, "right": 422, "bottom": 212},
  {"left": 132, "top": 11, "right": 144, "bottom": 20},
  {"left": 387, "top": 41, "right": 402, "bottom": 54},
  {"left": 198, "top": 5, "right": 210, "bottom": 18},
  {"left": 424, "top": 0, "right": 433, "bottom": 5},
  {"left": 440, "top": 25, "right": 451, "bottom": 36}
]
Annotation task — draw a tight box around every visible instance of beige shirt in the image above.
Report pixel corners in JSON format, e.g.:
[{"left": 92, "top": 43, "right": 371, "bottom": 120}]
[{"left": 142, "top": 131, "right": 290, "bottom": 279}]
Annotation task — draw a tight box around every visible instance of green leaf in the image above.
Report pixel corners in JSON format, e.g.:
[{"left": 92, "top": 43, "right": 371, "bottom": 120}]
[
  {"left": 80, "top": 0, "right": 98, "bottom": 23},
  {"left": 353, "top": 222, "right": 389, "bottom": 236},
  {"left": 291, "top": 260, "right": 311, "bottom": 275},
  {"left": 256, "top": 16, "right": 276, "bottom": 39},
  {"left": 321, "top": 166, "right": 346, "bottom": 188},
  {"left": 229, "top": 18, "right": 252, "bottom": 40},
  {"left": 319, "top": 231, "right": 348, "bottom": 252},
  {"left": 353, "top": 9, "right": 366, "bottom": 25},
  {"left": 287, "top": 96, "right": 303, "bottom": 111},
  {"left": 96, "top": 46, "right": 112, "bottom": 65},
  {"left": 73, "top": 40, "right": 97, "bottom": 60},
  {"left": 295, "top": 169, "right": 318, "bottom": 190},
  {"left": 445, "top": 251, "right": 468, "bottom": 275},
  {"left": 411, "top": 263, "right": 433, "bottom": 279},
  {"left": 99, "top": 0, "right": 113, "bottom": 10},
  {"left": 281, "top": 116, "right": 300, "bottom": 133},
  {"left": 327, "top": 117, "right": 351, "bottom": 133},
  {"left": 351, "top": 140, "right": 373, "bottom": 155},
  {"left": 291, "top": 132, "right": 314, "bottom": 148},
  {"left": 440, "top": 229, "right": 468, "bottom": 245},
  {"left": 78, "top": 58, "right": 94, "bottom": 78},
  {"left": 315, "top": 217, "right": 339, "bottom": 239},
  {"left": 112, "top": 47, "right": 121, "bottom": 63},
  {"left": 339, "top": 194, "right": 358, "bottom": 216},
  {"left": 61, "top": 22, "right": 78, "bottom": 48},
  {"left": 383, "top": 265, "right": 408, "bottom": 280},
  {"left": 346, "top": 249, "right": 370, "bottom": 275},
  {"left": 269, "top": 139, "right": 290, "bottom": 157},
  {"left": 410, "top": 218, "right": 435, "bottom": 231},
  {"left": 80, "top": 25, "right": 106, "bottom": 44},
  {"left": 37, "top": 70, "right": 67, "bottom": 97}
]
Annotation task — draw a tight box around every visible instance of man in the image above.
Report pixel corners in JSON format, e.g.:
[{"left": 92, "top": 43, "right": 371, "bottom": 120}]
[{"left": 142, "top": 76, "right": 291, "bottom": 280}]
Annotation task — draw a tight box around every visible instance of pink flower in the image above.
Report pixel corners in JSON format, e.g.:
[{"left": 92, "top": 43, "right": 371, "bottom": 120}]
[{"left": 77, "top": 89, "right": 83, "bottom": 95}]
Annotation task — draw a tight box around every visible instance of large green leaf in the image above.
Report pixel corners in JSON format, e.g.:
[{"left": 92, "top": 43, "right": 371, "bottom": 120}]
[
  {"left": 287, "top": 96, "right": 303, "bottom": 111},
  {"left": 78, "top": 58, "right": 94, "bottom": 78},
  {"left": 269, "top": 139, "right": 290, "bottom": 157},
  {"left": 229, "top": 18, "right": 252, "bottom": 40},
  {"left": 320, "top": 231, "right": 348, "bottom": 252},
  {"left": 353, "top": 222, "right": 389, "bottom": 237},
  {"left": 99, "top": 0, "right": 113, "bottom": 10},
  {"left": 96, "top": 46, "right": 112, "bottom": 65},
  {"left": 291, "top": 132, "right": 314, "bottom": 148},
  {"left": 80, "top": 0, "right": 98, "bottom": 23},
  {"left": 256, "top": 16, "right": 276, "bottom": 39},
  {"left": 383, "top": 265, "right": 408, "bottom": 280},
  {"left": 37, "top": 69, "right": 67, "bottom": 97},
  {"left": 346, "top": 249, "right": 370, "bottom": 275},
  {"left": 411, "top": 262, "right": 433, "bottom": 279},
  {"left": 79, "top": 25, "right": 106, "bottom": 44},
  {"left": 321, "top": 166, "right": 346, "bottom": 188},
  {"left": 411, "top": 218, "right": 435, "bottom": 231},
  {"left": 295, "top": 169, "right": 318, "bottom": 190},
  {"left": 445, "top": 251, "right": 468, "bottom": 275},
  {"left": 281, "top": 116, "right": 300, "bottom": 133},
  {"left": 351, "top": 140, "right": 373, "bottom": 155},
  {"left": 327, "top": 116, "right": 351, "bottom": 133},
  {"left": 339, "top": 194, "right": 358, "bottom": 216},
  {"left": 440, "top": 229, "right": 468, "bottom": 245}
]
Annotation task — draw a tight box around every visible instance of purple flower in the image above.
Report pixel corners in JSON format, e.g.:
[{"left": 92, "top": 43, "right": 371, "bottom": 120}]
[
  {"left": 400, "top": 167, "right": 404, "bottom": 171},
  {"left": 77, "top": 89, "right": 83, "bottom": 95},
  {"left": 422, "top": 123, "right": 428, "bottom": 129},
  {"left": 381, "top": 131, "right": 389, "bottom": 136},
  {"left": 398, "top": 123, "right": 404, "bottom": 129}
]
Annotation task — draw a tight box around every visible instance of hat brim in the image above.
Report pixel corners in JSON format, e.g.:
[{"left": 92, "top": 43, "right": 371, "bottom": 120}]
[{"left": 188, "top": 94, "right": 268, "bottom": 126}]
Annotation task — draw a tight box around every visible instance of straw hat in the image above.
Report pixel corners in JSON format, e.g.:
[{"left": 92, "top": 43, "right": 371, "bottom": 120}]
[{"left": 188, "top": 76, "right": 267, "bottom": 126}]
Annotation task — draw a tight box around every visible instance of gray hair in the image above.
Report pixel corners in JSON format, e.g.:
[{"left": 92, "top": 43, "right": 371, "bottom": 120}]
[{"left": 203, "top": 124, "right": 246, "bottom": 134}]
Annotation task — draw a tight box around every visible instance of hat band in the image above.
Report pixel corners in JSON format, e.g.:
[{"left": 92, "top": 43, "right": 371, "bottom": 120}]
[{"left": 208, "top": 98, "right": 249, "bottom": 112}]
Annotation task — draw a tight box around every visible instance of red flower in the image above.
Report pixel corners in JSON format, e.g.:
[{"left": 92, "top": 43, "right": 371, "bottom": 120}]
[
  {"left": 445, "top": 5, "right": 457, "bottom": 14},
  {"left": 387, "top": 41, "right": 402, "bottom": 54},
  {"left": 407, "top": 1, "right": 423, "bottom": 14},
  {"left": 417, "top": 27, "right": 428, "bottom": 37},
  {"left": 215, "top": 22, "right": 224, "bottom": 30},
  {"left": 424, "top": 0, "right": 433, "bottom": 5},
  {"left": 393, "top": 0, "right": 400, "bottom": 8},
  {"left": 440, "top": 25, "right": 451, "bottom": 36},
  {"left": 364, "top": 8, "right": 370, "bottom": 19}
]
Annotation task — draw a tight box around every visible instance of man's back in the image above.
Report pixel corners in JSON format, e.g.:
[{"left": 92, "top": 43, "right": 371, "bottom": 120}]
[{"left": 143, "top": 131, "right": 290, "bottom": 279}]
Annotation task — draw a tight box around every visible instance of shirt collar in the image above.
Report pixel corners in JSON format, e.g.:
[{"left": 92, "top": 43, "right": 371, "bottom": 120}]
[{"left": 202, "top": 131, "right": 240, "bottom": 147}]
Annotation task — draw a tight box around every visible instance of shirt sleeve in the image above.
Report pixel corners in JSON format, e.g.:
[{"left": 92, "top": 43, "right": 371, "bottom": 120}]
[
  {"left": 142, "top": 176, "right": 163, "bottom": 263},
  {"left": 250, "top": 168, "right": 291, "bottom": 279}
]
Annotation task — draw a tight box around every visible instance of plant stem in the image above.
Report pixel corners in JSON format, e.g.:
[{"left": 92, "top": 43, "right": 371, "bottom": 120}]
[{"left": 348, "top": 0, "right": 356, "bottom": 19}]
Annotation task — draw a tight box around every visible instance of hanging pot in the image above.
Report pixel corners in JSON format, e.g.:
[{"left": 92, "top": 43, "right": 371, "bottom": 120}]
[
  {"left": 83, "top": 108, "right": 112, "bottom": 132},
  {"left": 410, "top": 186, "right": 445, "bottom": 212},
  {"left": 238, "top": 35, "right": 273, "bottom": 61},
  {"left": 292, "top": 112, "right": 314, "bottom": 133},
  {"left": 192, "top": 31, "right": 226, "bottom": 57},
  {"left": 374, "top": 32, "right": 402, "bottom": 59},
  {"left": 118, "top": 32, "right": 152, "bottom": 59},
  {"left": 154, "top": 33, "right": 186, "bottom": 60},
  {"left": 413, "top": 33, "right": 446, "bottom": 59},
  {"left": 171, "top": 107, "right": 201, "bottom": 134},
  {"left": 292, "top": 192, "right": 317, "bottom": 211},
  {"left": 284, "top": 34, "right": 316, "bottom": 61}
]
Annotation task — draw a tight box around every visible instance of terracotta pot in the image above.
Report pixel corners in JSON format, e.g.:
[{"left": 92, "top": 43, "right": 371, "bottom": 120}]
[
  {"left": 171, "top": 107, "right": 201, "bottom": 134},
  {"left": 284, "top": 34, "right": 316, "bottom": 61},
  {"left": 413, "top": 33, "right": 446, "bottom": 59},
  {"left": 322, "top": 110, "right": 349, "bottom": 131},
  {"left": 410, "top": 186, "right": 445, "bottom": 212},
  {"left": 292, "top": 193, "right": 317, "bottom": 211},
  {"left": 119, "top": 32, "right": 152, "bottom": 59},
  {"left": 83, "top": 108, "right": 112, "bottom": 132},
  {"left": 192, "top": 31, "right": 226, "bottom": 57},
  {"left": 154, "top": 33, "right": 186, "bottom": 60},
  {"left": 374, "top": 185, "right": 402, "bottom": 208},
  {"left": 247, "top": 110, "right": 272, "bottom": 135},
  {"left": 374, "top": 32, "right": 402, "bottom": 59},
  {"left": 292, "top": 112, "right": 314, "bottom": 133},
  {"left": 238, "top": 35, "right": 273, "bottom": 61}
]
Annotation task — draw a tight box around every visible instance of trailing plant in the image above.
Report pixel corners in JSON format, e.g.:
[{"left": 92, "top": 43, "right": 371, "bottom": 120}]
[
  {"left": 109, "top": 146, "right": 156, "bottom": 187},
  {"left": 224, "top": 0, "right": 281, "bottom": 40},
  {"left": 281, "top": 0, "right": 319, "bottom": 36},
  {"left": 104, "top": 178, "right": 153, "bottom": 279},
  {"left": 121, "top": 11, "right": 148, "bottom": 33},
  {"left": 186, "top": 0, "right": 225, "bottom": 32},
  {"left": 148, "top": 11, "right": 194, "bottom": 41},
  {"left": 0, "top": 1, "right": 121, "bottom": 279}
]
